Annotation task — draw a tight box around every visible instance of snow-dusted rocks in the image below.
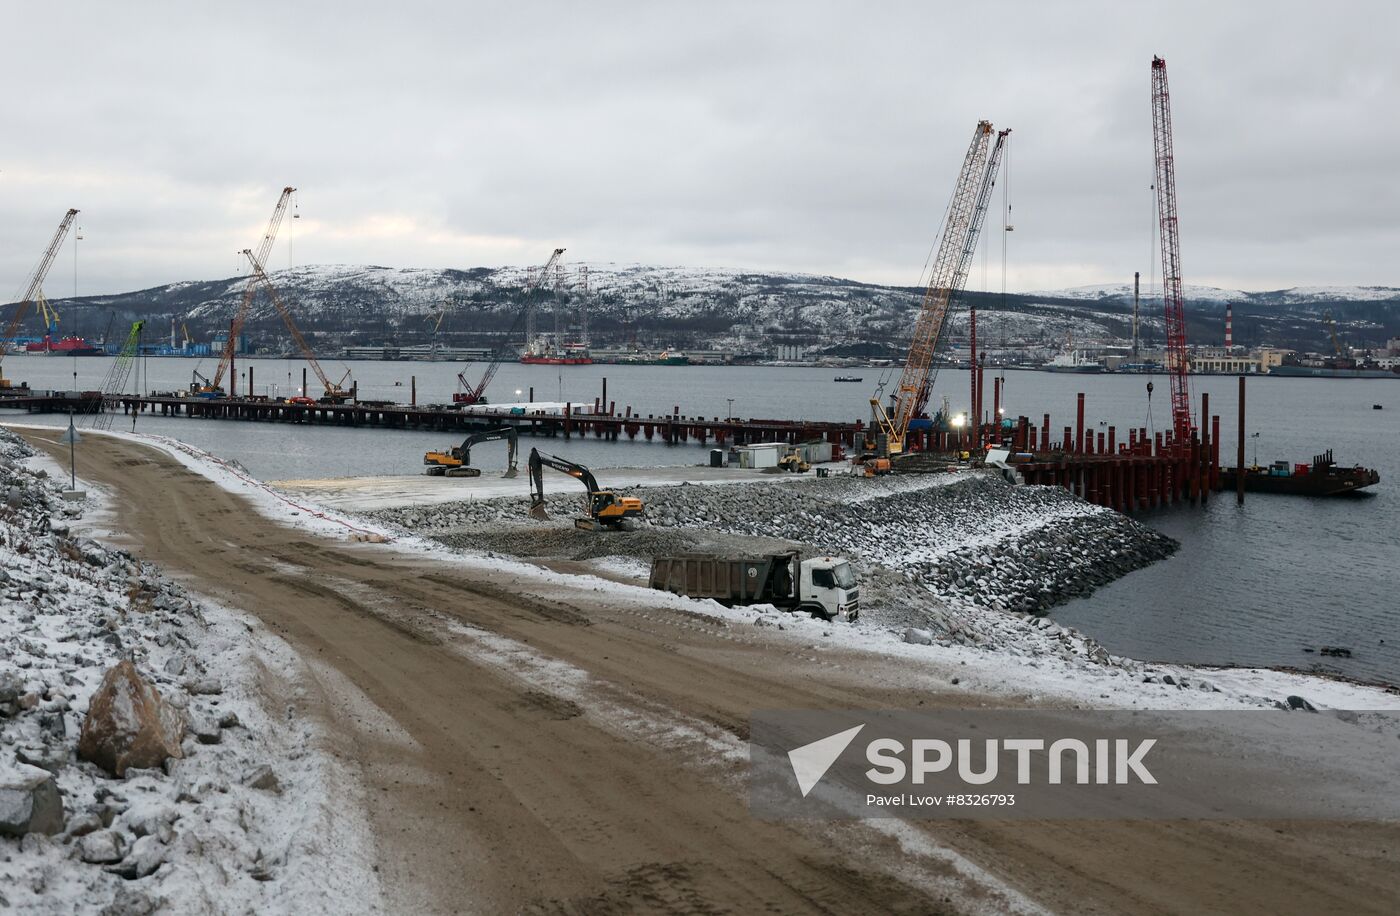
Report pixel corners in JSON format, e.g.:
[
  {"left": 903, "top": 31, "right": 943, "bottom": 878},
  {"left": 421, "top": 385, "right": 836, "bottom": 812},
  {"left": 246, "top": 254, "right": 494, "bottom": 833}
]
[
  {"left": 77, "top": 661, "right": 186, "bottom": 777},
  {"left": 0, "top": 427, "right": 383, "bottom": 911},
  {"left": 77, "top": 828, "right": 126, "bottom": 864},
  {"left": 0, "top": 763, "right": 65, "bottom": 837}
]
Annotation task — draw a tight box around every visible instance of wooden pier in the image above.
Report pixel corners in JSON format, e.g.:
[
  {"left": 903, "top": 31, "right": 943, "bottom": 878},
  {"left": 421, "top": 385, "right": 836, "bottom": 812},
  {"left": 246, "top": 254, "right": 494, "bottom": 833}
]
[
  {"left": 0, "top": 390, "right": 106, "bottom": 414},
  {"left": 2, "top": 386, "right": 1223, "bottom": 514},
  {"left": 107, "top": 394, "right": 869, "bottom": 450}
]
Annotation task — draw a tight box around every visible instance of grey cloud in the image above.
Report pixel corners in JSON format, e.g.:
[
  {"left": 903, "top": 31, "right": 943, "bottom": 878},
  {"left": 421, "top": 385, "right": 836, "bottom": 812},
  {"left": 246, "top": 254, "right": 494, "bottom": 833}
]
[{"left": 2, "top": 0, "right": 1396, "bottom": 299}]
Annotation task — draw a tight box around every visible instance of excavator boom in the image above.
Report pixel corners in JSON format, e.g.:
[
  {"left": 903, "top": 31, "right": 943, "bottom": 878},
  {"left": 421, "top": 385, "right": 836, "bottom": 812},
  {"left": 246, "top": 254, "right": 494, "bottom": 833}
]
[{"left": 526, "top": 448, "right": 643, "bottom": 530}]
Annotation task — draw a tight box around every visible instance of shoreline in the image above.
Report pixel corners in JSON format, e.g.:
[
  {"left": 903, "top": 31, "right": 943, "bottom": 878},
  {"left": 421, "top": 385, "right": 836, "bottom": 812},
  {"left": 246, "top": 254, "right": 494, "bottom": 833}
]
[{"left": 9, "top": 417, "right": 1395, "bottom": 700}]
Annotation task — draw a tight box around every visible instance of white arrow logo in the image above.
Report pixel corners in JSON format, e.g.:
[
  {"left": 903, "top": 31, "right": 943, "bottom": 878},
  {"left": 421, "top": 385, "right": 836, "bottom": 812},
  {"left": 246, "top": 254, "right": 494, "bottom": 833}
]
[{"left": 788, "top": 724, "right": 865, "bottom": 797}]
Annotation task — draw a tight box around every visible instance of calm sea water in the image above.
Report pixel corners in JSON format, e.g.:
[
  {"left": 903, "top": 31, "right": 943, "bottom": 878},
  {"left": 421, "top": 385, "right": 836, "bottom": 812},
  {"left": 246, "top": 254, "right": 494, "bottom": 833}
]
[{"left": 6, "top": 353, "right": 1397, "bottom": 685}]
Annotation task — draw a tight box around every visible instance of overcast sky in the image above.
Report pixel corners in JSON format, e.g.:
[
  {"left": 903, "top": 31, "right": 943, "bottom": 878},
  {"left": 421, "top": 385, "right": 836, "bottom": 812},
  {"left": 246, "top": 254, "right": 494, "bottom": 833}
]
[{"left": 3, "top": 1, "right": 1396, "bottom": 298}]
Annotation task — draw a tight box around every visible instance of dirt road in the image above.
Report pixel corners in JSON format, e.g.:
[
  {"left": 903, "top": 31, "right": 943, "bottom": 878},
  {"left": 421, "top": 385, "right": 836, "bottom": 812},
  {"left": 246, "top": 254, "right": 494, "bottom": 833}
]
[{"left": 24, "top": 428, "right": 1400, "bottom": 915}]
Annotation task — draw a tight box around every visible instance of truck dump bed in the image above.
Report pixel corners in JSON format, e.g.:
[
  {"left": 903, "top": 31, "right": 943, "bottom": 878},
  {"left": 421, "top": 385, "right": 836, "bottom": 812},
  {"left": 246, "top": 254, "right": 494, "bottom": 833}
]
[{"left": 649, "top": 553, "right": 795, "bottom": 605}]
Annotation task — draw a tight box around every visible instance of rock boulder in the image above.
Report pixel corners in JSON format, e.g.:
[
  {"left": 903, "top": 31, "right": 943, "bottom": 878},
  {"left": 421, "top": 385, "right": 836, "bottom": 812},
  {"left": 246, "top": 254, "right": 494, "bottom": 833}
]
[
  {"left": 0, "top": 763, "right": 66, "bottom": 837},
  {"left": 77, "top": 661, "right": 186, "bottom": 777}
]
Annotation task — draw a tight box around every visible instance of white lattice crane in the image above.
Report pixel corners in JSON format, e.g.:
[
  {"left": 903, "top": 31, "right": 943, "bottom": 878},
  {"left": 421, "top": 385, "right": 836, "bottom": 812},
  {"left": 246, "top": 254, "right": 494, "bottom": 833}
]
[{"left": 2, "top": 208, "right": 79, "bottom": 387}]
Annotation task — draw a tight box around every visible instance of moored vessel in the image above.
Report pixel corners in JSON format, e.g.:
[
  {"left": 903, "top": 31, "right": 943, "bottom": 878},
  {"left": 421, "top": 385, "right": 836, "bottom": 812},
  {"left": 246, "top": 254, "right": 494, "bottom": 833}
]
[
  {"left": 1221, "top": 450, "right": 1379, "bottom": 496},
  {"left": 25, "top": 335, "right": 103, "bottom": 356}
]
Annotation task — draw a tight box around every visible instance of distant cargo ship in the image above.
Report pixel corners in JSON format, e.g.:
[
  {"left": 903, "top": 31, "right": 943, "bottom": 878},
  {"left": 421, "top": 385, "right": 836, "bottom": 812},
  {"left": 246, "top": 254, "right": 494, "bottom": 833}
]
[
  {"left": 1269, "top": 365, "right": 1398, "bottom": 379},
  {"left": 520, "top": 353, "right": 593, "bottom": 365},
  {"left": 25, "top": 335, "right": 103, "bottom": 356},
  {"left": 1221, "top": 450, "right": 1379, "bottom": 496},
  {"left": 1041, "top": 349, "right": 1103, "bottom": 373},
  {"left": 520, "top": 337, "right": 593, "bottom": 366},
  {"left": 613, "top": 350, "right": 691, "bottom": 366}
]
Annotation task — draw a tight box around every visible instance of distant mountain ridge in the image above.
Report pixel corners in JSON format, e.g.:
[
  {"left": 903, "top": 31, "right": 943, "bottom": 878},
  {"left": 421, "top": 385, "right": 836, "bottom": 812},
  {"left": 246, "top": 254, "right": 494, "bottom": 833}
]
[
  {"left": 17, "top": 264, "right": 1400, "bottom": 355},
  {"left": 1033, "top": 282, "right": 1400, "bottom": 305}
]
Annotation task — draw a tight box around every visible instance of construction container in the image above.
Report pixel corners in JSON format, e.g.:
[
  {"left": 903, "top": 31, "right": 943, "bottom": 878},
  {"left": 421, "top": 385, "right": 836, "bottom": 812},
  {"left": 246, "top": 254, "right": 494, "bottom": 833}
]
[
  {"left": 710, "top": 448, "right": 725, "bottom": 468},
  {"left": 735, "top": 443, "right": 782, "bottom": 469},
  {"left": 794, "top": 440, "right": 833, "bottom": 464}
]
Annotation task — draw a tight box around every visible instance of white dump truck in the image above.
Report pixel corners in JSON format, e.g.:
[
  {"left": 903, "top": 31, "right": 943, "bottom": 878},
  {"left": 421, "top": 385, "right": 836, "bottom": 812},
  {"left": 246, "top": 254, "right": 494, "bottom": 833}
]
[{"left": 648, "top": 551, "right": 859, "bottom": 621}]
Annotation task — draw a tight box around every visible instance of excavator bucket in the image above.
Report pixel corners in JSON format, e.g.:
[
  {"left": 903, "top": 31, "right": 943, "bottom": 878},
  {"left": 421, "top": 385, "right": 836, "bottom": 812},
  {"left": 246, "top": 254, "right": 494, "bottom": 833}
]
[
  {"left": 503, "top": 467, "right": 519, "bottom": 479},
  {"left": 529, "top": 500, "right": 550, "bottom": 521}
]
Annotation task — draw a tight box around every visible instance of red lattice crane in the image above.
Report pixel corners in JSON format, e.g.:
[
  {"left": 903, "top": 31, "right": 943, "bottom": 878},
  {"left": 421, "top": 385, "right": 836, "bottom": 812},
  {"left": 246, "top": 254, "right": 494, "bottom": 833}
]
[
  {"left": 869, "top": 121, "right": 1006, "bottom": 456},
  {"left": 1151, "top": 57, "right": 1193, "bottom": 441},
  {"left": 203, "top": 187, "right": 296, "bottom": 394},
  {"left": 2, "top": 208, "right": 79, "bottom": 384}
]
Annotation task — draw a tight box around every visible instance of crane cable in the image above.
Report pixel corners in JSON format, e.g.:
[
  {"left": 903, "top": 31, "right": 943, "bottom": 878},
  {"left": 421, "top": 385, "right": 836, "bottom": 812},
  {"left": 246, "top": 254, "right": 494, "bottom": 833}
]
[{"left": 877, "top": 154, "right": 963, "bottom": 396}]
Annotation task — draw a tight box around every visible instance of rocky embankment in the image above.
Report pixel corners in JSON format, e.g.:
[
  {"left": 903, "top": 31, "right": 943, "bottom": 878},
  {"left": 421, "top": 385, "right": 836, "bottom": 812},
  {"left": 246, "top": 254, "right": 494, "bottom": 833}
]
[
  {"left": 0, "top": 429, "right": 370, "bottom": 913},
  {"left": 367, "top": 472, "right": 1178, "bottom": 674}
]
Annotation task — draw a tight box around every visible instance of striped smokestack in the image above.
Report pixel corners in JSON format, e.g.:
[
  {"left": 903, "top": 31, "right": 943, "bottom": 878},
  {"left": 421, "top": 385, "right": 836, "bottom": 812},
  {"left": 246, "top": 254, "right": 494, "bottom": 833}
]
[{"left": 1225, "top": 303, "right": 1233, "bottom": 349}]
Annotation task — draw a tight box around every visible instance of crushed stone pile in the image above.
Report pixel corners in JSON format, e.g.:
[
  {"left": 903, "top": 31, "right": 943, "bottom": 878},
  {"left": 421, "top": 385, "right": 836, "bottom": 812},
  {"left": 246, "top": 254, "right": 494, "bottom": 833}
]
[
  {"left": 0, "top": 429, "right": 361, "bottom": 913},
  {"left": 365, "top": 472, "right": 1178, "bottom": 674}
]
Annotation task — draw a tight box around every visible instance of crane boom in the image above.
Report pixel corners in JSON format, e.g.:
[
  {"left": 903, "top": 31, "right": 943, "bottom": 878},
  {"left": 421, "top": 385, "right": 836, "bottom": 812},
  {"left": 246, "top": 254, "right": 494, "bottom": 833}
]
[
  {"left": 1151, "top": 57, "right": 1193, "bottom": 441},
  {"left": 2, "top": 208, "right": 80, "bottom": 367},
  {"left": 455, "top": 248, "right": 566, "bottom": 405},
  {"left": 243, "top": 251, "right": 350, "bottom": 400},
  {"left": 209, "top": 187, "right": 295, "bottom": 393},
  {"left": 870, "top": 122, "right": 1002, "bottom": 455},
  {"left": 86, "top": 321, "right": 144, "bottom": 430}
]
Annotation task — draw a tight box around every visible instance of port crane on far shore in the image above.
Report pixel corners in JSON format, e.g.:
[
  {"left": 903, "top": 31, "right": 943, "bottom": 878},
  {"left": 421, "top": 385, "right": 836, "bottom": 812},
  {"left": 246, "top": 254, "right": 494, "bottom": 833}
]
[
  {"left": 868, "top": 121, "right": 1008, "bottom": 457},
  {"left": 1151, "top": 56, "right": 1193, "bottom": 441},
  {"left": 1, "top": 208, "right": 79, "bottom": 388},
  {"left": 454, "top": 247, "right": 565, "bottom": 406}
]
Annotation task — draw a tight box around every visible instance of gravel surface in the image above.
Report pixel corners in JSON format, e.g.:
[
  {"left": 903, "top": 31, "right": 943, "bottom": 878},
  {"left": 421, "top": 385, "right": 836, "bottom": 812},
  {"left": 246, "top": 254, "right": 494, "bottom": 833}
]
[{"left": 365, "top": 471, "right": 1178, "bottom": 672}]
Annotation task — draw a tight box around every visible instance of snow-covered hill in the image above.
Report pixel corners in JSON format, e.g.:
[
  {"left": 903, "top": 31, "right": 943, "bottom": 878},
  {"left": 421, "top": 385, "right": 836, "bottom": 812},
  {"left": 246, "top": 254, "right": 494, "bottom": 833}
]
[{"left": 30, "top": 264, "right": 1400, "bottom": 354}]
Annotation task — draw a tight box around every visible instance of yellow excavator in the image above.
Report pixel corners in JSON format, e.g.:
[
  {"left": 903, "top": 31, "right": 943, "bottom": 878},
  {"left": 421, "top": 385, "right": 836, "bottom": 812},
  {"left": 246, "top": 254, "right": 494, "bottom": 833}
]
[
  {"left": 424, "top": 427, "right": 519, "bottom": 478},
  {"left": 527, "top": 448, "right": 645, "bottom": 531}
]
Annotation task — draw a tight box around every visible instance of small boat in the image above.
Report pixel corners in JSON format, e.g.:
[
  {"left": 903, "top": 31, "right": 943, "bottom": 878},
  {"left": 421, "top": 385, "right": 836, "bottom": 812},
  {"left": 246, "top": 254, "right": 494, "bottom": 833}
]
[
  {"left": 1220, "top": 450, "right": 1379, "bottom": 496},
  {"left": 833, "top": 375, "right": 863, "bottom": 383},
  {"left": 1375, "top": 404, "right": 1384, "bottom": 410}
]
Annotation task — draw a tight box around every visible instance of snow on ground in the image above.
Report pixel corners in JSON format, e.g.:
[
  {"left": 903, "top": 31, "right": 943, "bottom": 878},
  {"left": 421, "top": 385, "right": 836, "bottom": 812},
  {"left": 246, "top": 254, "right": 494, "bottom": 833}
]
[
  {"left": 271, "top": 462, "right": 814, "bottom": 514},
  {"left": 351, "top": 467, "right": 1398, "bottom": 714},
  {"left": 0, "top": 428, "right": 385, "bottom": 914}
]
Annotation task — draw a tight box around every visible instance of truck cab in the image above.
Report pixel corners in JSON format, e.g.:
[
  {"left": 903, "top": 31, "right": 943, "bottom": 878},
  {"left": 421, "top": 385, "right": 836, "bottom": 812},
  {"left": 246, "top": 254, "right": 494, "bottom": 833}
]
[{"left": 798, "top": 557, "right": 859, "bottom": 622}]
